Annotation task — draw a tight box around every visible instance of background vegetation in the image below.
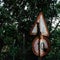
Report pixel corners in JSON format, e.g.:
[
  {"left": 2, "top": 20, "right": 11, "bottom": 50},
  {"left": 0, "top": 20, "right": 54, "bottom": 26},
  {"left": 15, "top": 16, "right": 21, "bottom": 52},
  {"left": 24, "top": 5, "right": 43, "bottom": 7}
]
[{"left": 0, "top": 0, "right": 60, "bottom": 60}]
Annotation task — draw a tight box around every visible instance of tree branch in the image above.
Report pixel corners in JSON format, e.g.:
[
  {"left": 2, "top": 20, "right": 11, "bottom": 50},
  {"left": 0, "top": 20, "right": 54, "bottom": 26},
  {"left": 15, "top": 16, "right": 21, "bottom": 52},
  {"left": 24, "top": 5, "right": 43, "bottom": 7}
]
[{"left": 51, "top": 17, "right": 60, "bottom": 34}]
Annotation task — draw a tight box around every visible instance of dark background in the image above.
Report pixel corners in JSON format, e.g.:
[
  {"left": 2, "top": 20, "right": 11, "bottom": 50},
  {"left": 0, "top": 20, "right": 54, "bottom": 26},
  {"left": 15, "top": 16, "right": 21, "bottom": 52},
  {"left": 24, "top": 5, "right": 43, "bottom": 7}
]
[{"left": 0, "top": 0, "right": 60, "bottom": 60}]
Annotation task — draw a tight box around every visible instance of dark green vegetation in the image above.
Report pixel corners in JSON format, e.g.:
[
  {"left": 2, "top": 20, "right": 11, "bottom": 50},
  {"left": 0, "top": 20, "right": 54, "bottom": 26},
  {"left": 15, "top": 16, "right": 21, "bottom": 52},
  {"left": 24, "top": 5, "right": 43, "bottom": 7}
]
[{"left": 0, "top": 0, "right": 60, "bottom": 60}]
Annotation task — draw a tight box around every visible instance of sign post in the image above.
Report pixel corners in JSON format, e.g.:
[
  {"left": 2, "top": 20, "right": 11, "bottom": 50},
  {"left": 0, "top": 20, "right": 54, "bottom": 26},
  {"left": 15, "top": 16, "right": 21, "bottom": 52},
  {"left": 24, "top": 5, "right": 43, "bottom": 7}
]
[
  {"left": 37, "top": 22, "right": 41, "bottom": 60},
  {"left": 30, "top": 12, "right": 50, "bottom": 60}
]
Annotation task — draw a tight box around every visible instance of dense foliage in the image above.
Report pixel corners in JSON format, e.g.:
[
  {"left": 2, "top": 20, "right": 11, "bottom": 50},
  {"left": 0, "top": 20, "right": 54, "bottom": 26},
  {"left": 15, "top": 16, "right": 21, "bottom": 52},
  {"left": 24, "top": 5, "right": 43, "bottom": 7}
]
[{"left": 0, "top": 0, "right": 60, "bottom": 60}]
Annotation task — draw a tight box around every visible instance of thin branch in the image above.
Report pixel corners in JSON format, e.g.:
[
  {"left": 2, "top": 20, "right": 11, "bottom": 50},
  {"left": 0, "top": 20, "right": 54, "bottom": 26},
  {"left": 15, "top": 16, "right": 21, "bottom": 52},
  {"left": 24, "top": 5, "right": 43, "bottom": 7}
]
[{"left": 51, "top": 17, "right": 60, "bottom": 33}]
